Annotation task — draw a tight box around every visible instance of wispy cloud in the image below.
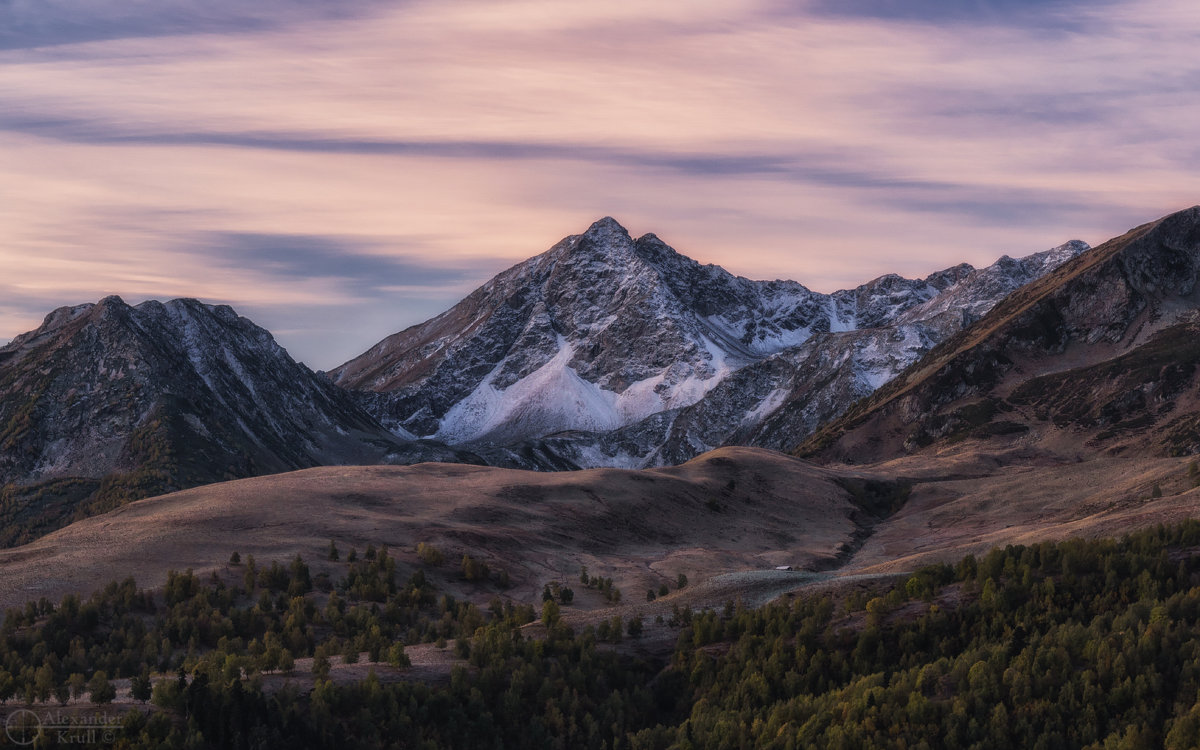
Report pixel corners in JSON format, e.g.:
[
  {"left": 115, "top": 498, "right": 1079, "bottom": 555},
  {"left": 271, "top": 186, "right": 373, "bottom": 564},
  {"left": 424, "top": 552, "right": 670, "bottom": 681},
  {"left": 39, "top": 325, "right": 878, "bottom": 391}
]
[
  {"left": 1, "top": 0, "right": 1198, "bottom": 366},
  {"left": 196, "top": 232, "right": 480, "bottom": 293},
  {"left": 802, "top": 0, "right": 1122, "bottom": 29},
  {"left": 0, "top": 0, "right": 389, "bottom": 50}
]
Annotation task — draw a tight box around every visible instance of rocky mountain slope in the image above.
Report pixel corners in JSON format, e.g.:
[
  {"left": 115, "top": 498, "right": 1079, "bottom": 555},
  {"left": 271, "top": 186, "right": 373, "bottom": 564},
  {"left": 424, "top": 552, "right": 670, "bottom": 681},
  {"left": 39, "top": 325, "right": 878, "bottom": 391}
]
[
  {"left": 333, "top": 217, "right": 849, "bottom": 444},
  {"left": 0, "top": 296, "right": 476, "bottom": 545},
  {"left": 799, "top": 205, "right": 1200, "bottom": 465},
  {"left": 335, "top": 218, "right": 1086, "bottom": 468}
]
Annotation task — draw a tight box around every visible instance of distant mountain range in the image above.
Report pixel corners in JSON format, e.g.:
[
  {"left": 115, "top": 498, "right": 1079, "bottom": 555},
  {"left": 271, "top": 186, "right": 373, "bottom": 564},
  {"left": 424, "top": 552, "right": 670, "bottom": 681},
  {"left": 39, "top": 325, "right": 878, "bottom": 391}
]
[
  {"left": 333, "top": 217, "right": 1087, "bottom": 469},
  {"left": 0, "top": 213, "right": 1120, "bottom": 543}
]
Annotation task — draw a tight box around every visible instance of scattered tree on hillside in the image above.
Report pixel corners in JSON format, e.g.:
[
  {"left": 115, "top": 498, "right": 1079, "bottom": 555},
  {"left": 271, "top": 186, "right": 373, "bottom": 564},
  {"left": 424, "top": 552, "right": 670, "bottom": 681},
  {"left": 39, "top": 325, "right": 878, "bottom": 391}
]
[
  {"left": 417, "top": 542, "right": 443, "bottom": 566},
  {"left": 87, "top": 671, "right": 115, "bottom": 704},
  {"left": 131, "top": 670, "right": 152, "bottom": 703},
  {"left": 461, "top": 554, "right": 489, "bottom": 582}
]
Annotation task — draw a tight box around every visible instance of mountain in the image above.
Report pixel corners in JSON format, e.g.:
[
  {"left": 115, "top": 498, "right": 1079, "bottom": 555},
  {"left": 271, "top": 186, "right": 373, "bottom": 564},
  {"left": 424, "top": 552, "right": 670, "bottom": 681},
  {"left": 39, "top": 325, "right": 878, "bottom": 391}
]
[
  {"left": 334, "top": 218, "right": 1086, "bottom": 467},
  {"left": 799, "top": 205, "right": 1200, "bottom": 465},
  {"left": 5, "top": 207, "right": 1200, "bottom": 621},
  {"left": 0, "top": 296, "right": 477, "bottom": 546},
  {"left": 486, "top": 240, "right": 1087, "bottom": 469},
  {"left": 332, "top": 217, "right": 831, "bottom": 444}
]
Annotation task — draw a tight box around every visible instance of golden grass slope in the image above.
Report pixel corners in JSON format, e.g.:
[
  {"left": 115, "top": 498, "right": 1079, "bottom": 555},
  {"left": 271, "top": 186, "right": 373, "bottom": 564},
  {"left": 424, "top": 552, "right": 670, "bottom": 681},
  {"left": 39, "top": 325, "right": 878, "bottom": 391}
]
[
  {"left": 839, "top": 451, "right": 1200, "bottom": 574},
  {"left": 0, "top": 447, "right": 859, "bottom": 612}
]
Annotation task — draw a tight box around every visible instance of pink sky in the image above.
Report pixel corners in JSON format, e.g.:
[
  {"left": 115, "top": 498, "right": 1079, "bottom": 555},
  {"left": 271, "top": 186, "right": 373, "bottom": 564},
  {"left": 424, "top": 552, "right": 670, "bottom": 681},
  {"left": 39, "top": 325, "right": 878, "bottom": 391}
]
[{"left": 1, "top": 0, "right": 1198, "bottom": 366}]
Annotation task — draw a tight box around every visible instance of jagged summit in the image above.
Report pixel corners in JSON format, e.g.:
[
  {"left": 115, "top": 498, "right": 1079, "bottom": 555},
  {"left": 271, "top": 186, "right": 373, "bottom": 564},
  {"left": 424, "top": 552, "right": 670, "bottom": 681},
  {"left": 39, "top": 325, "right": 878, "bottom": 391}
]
[
  {"left": 585, "top": 215, "right": 628, "bottom": 236},
  {"left": 333, "top": 218, "right": 1088, "bottom": 454}
]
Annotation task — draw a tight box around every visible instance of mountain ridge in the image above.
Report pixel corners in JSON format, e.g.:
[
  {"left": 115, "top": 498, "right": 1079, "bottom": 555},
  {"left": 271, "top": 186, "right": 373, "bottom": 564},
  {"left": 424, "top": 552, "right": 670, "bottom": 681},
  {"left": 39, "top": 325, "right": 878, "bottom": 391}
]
[
  {"left": 798, "top": 205, "right": 1200, "bottom": 464},
  {"left": 0, "top": 216, "right": 1098, "bottom": 546},
  {"left": 333, "top": 217, "right": 1087, "bottom": 464}
]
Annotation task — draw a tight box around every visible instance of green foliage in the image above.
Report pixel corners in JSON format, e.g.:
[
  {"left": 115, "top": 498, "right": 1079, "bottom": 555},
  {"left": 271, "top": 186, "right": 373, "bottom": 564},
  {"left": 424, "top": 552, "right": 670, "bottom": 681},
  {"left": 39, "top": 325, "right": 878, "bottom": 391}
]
[
  {"left": 311, "top": 652, "right": 330, "bottom": 680},
  {"left": 16, "top": 525, "right": 1200, "bottom": 747},
  {"left": 416, "top": 541, "right": 443, "bottom": 566},
  {"left": 452, "top": 638, "right": 470, "bottom": 659},
  {"left": 0, "top": 540, "right": 529, "bottom": 721},
  {"left": 87, "top": 670, "right": 115, "bottom": 704},
  {"left": 131, "top": 670, "right": 152, "bottom": 702},
  {"left": 0, "top": 477, "right": 102, "bottom": 547},
  {"left": 460, "top": 554, "right": 489, "bottom": 581},
  {"left": 540, "top": 599, "right": 560, "bottom": 630},
  {"left": 386, "top": 643, "right": 410, "bottom": 669}
]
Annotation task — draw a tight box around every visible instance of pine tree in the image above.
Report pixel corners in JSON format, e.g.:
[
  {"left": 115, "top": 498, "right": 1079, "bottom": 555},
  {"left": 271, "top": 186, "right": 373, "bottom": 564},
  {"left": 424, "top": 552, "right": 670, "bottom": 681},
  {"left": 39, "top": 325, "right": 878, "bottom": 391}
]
[
  {"left": 278, "top": 650, "right": 295, "bottom": 675},
  {"left": 131, "top": 670, "right": 152, "bottom": 703},
  {"left": 87, "top": 671, "right": 116, "bottom": 704},
  {"left": 311, "top": 652, "right": 330, "bottom": 680}
]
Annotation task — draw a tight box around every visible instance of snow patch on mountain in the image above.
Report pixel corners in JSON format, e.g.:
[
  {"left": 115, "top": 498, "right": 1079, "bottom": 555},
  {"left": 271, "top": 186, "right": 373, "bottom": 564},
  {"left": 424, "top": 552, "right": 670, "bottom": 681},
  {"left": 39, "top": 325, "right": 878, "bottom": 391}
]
[
  {"left": 436, "top": 337, "right": 622, "bottom": 444},
  {"left": 436, "top": 331, "right": 738, "bottom": 444}
]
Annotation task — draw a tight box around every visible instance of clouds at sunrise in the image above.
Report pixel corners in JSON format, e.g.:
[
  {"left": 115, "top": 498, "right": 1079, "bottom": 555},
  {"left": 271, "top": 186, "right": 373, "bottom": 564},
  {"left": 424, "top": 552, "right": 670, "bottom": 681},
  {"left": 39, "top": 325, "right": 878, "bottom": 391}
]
[{"left": 1, "top": 0, "right": 1198, "bottom": 365}]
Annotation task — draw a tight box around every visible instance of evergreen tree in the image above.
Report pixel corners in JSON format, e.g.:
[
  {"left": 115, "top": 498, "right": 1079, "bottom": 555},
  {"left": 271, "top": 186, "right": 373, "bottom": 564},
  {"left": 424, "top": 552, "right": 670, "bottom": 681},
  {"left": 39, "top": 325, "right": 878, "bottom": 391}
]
[
  {"left": 87, "top": 671, "right": 116, "bottom": 704},
  {"left": 131, "top": 670, "right": 152, "bottom": 703}
]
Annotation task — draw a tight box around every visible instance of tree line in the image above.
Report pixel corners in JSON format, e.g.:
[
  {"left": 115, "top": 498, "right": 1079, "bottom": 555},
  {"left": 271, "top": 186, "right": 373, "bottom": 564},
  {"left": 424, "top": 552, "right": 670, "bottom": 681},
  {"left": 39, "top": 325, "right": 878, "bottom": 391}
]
[{"left": 11, "top": 523, "right": 1200, "bottom": 746}]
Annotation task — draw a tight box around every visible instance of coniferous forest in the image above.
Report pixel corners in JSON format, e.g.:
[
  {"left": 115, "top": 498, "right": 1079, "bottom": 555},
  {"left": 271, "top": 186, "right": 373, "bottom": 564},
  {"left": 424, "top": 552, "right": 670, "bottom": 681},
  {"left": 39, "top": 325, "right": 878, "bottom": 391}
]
[{"left": 8, "top": 524, "right": 1200, "bottom": 747}]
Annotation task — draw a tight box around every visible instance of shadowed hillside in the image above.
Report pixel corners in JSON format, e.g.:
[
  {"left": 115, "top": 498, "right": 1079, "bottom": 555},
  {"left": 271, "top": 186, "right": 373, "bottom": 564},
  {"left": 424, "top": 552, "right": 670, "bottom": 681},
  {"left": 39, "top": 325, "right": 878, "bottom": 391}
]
[{"left": 0, "top": 447, "right": 864, "bottom": 612}]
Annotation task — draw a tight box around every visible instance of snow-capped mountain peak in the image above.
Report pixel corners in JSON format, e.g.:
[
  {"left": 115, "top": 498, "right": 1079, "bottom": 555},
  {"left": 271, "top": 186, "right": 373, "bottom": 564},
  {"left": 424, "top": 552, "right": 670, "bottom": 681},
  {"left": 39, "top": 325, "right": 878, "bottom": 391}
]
[{"left": 333, "top": 218, "right": 1089, "bottom": 453}]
